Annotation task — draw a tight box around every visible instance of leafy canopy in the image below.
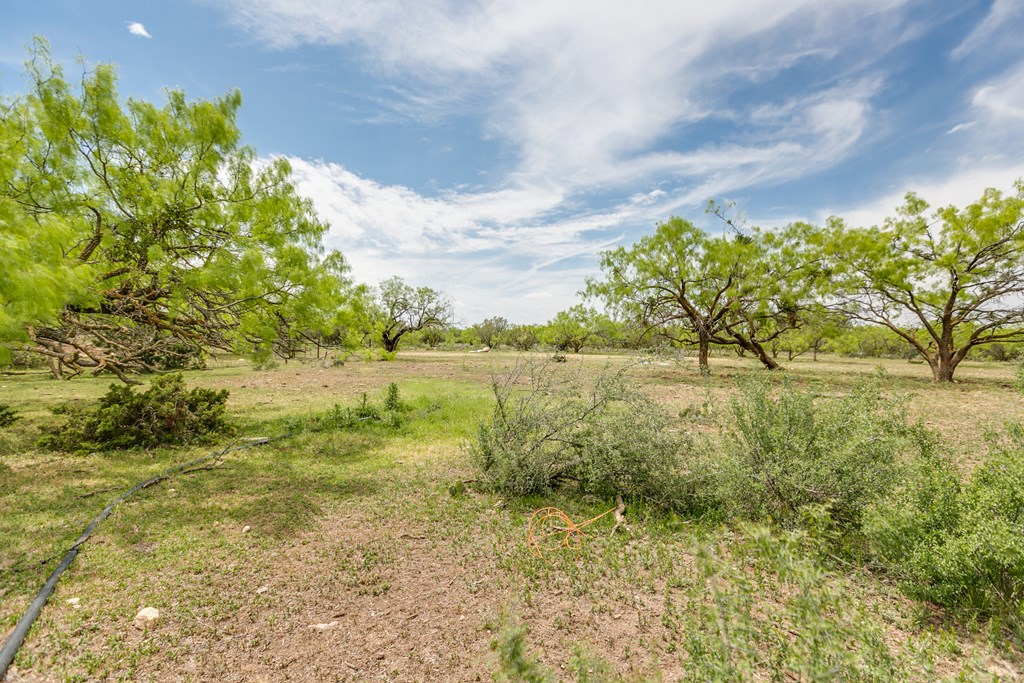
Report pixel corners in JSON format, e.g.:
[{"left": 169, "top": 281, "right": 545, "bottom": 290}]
[
  {"left": 819, "top": 182, "right": 1024, "bottom": 381},
  {"left": 0, "top": 39, "right": 349, "bottom": 377}
]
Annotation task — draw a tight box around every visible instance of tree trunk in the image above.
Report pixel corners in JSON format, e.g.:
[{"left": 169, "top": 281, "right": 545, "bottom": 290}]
[
  {"left": 733, "top": 333, "right": 781, "bottom": 370},
  {"left": 381, "top": 332, "right": 402, "bottom": 353},
  {"left": 930, "top": 347, "right": 960, "bottom": 382},
  {"left": 750, "top": 340, "right": 782, "bottom": 371},
  {"left": 698, "top": 332, "right": 710, "bottom": 375}
]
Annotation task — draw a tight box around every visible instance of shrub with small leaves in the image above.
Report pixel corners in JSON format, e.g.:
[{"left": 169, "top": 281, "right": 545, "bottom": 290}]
[
  {"left": 717, "top": 378, "right": 924, "bottom": 530},
  {"left": 471, "top": 358, "right": 701, "bottom": 509},
  {"left": 38, "top": 373, "right": 232, "bottom": 451},
  {"left": 866, "top": 424, "right": 1024, "bottom": 627}
]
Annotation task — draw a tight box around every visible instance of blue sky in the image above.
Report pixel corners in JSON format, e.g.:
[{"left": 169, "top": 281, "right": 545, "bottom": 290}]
[{"left": 3, "top": 1, "right": 1024, "bottom": 323}]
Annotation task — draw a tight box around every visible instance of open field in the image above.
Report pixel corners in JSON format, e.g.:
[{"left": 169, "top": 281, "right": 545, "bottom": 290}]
[{"left": 2, "top": 351, "right": 1023, "bottom": 681}]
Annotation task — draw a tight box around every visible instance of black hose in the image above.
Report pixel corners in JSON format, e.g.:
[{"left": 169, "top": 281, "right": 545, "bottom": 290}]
[{"left": 0, "top": 437, "right": 278, "bottom": 680}]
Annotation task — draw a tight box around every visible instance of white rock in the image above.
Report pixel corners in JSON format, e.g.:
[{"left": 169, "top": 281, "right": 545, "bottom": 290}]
[
  {"left": 133, "top": 607, "right": 160, "bottom": 629},
  {"left": 242, "top": 525, "right": 252, "bottom": 534},
  {"left": 256, "top": 586, "right": 269, "bottom": 594},
  {"left": 309, "top": 621, "right": 339, "bottom": 631},
  {"left": 66, "top": 597, "right": 80, "bottom": 608}
]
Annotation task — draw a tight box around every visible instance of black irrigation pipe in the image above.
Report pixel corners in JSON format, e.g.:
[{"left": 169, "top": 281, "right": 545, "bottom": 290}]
[{"left": 0, "top": 434, "right": 292, "bottom": 680}]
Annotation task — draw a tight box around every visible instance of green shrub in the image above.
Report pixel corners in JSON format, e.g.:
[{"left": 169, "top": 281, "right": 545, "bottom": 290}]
[
  {"left": 866, "top": 424, "right": 1024, "bottom": 626},
  {"left": 717, "top": 378, "right": 923, "bottom": 530},
  {"left": 0, "top": 404, "right": 19, "bottom": 429},
  {"left": 38, "top": 373, "right": 232, "bottom": 451},
  {"left": 471, "top": 359, "right": 699, "bottom": 509}
]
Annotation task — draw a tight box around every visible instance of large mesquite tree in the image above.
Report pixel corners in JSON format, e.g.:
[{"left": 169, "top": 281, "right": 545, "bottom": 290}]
[
  {"left": 819, "top": 183, "right": 1024, "bottom": 382},
  {"left": 0, "top": 41, "right": 348, "bottom": 380},
  {"left": 587, "top": 217, "right": 818, "bottom": 373}
]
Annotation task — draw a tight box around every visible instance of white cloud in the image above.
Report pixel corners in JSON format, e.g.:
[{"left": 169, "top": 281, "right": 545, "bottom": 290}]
[
  {"left": 946, "top": 122, "right": 976, "bottom": 134},
  {"left": 127, "top": 21, "right": 152, "bottom": 39},
  {"left": 972, "top": 62, "right": 1024, "bottom": 122},
  {"left": 283, "top": 156, "right": 691, "bottom": 322},
  {"left": 951, "top": 0, "right": 1023, "bottom": 60},
  {"left": 224, "top": 1, "right": 909, "bottom": 195},
  {"left": 222, "top": 1, "right": 1000, "bottom": 321},
  {"left": 820, "top": 165, "right": 1024, "bottom": 229}
]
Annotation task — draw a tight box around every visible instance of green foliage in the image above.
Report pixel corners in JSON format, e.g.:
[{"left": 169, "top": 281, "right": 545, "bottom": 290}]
[
  {"left": 471, "top": 359, "right": 691, "bottom": 507},
  {"left": 371, "top": 276, "right": 453, "bottom": 354},
  {"left": 383, "top": 382, "right": 406, "bottom": 412},
  {"left": 289, "top": 384, "right": 408, "bottom": 433},
  {"left": 473, "top": 316, "right": 511, "bottom": 348},
  {"left": 819, "top": 182, "right": 1024, "bottom": 381},
  {"left": 0, "top": 39, "right": 350, "bottom": 379},
  {"left": 492, "top": 623, "right": 557, "bottom": 683},
  {"left": 506, "top": 324, "right": 540, "bottom": 352},
  {"left": 0, "top": 404, "right": 19, "bottom": 429},
  {"left": 539, "top": 304, "right": 599, "bottom": 353},
  {"left": 1016, "top": 359, "right": 1024, "bottom": 394},
  {"left": 718, "top": 378, "right": 922, "bottom": 530},
  {"left": 38, "top": 373, "right": 231, "bottom": 451},
  {"left": 865, "top": 425, "right": 1024, "bottom": 628},
  {"left": 587, "top": 217, "right": 821, "bottom": 372}
]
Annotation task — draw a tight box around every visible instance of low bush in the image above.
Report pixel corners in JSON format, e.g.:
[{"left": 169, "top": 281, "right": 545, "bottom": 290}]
[
  {"left": 38, "top": 373, "right": 232, "bottom": 451},
  {"left": 716, "top": 378, "right": 926, "bottom": 530},
  {"left": 0, "top": 403, "right": 19, "bottom": 429},
  {"left": 471, "top": 359, "right": 700, "bottom": 509},
  {"left": 865, "top": 424, "right": 1024, "bottom": 629},
  {"left": 289, "top": 384, "right": 408, "bottom": 433}
]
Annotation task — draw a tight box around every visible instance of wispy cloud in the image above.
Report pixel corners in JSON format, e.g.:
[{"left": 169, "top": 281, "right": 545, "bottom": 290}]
[
  {"left": 126, "top": 21, "right": 152, "bottom": 39},
  {"left": 223, "top": 1, "right": 909, "bottom": 195},
  {"left": 972, "top": 62, "right": 1024, "bottom": 122},
  {"left": 951, "top": 0, "right": 1023, "bottom": 60}
]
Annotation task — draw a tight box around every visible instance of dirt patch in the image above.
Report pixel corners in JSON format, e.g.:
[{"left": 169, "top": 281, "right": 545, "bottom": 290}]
[{"left": 116, "top": 500, "right": 682, "bottom": 682}]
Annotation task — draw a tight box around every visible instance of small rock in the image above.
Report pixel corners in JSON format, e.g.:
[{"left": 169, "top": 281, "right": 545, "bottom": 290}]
[
  {"left": 133, "top": 607, "right": 160, "bottom": 629},
  {"left": 493, "top": 500, "right": 504, "bottom": 509},
  {"left": 256, "top": 586, "right": 269, "bottom": 595},
  {"left": 309, "top": 621, "right": 339, "bottom": 631},
  {"left": 66, "top": 597, "right": 81, "bottom": 608},
  {"left": 242, "top": 525, "right": 252, "bottom": 534}
]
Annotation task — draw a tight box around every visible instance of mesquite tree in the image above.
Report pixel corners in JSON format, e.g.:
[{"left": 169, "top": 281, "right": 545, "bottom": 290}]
[
  {"left": 821, "top": 183, "right": 1024, "bottom": 382},
  {"left": 587, "top": 217, "right": 817, "bottom": 373},
  {"left": 0, "top": 40, "right": 348, "bottom": 380},
  {"left": 374, "top": 277, "right": 452, "bottom": 353}
]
